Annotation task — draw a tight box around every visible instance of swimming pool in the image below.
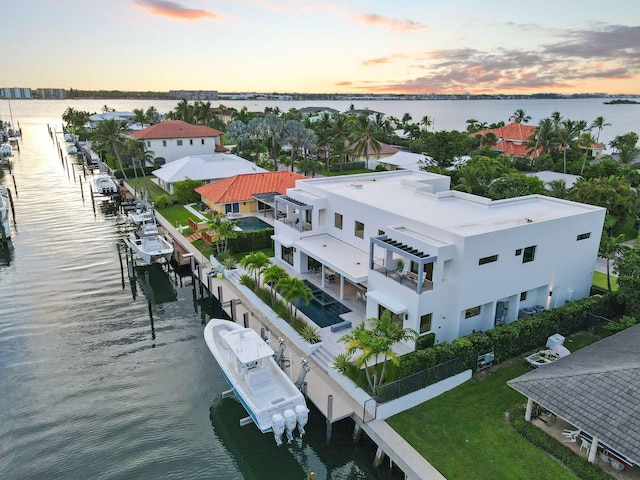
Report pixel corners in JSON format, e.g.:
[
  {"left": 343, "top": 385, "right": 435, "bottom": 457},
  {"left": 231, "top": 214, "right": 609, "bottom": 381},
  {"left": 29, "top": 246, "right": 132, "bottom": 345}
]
[
  {"left": 293, "top": 280, "right": 352, "bottom": 328},
  {"left": 234, "top": 216, "right": 273, "bottom": 231}
]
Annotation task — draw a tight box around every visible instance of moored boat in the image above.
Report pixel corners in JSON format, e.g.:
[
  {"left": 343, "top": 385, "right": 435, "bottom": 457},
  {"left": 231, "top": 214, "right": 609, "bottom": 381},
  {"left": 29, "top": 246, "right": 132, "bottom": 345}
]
[
  {"left": 204, "top": 319, "right": 309, "bottom": 446},
  {"left": 94, "top": 173, "right": 119, "bottom": 195},
  {"left": 1, "top": 186, "right": 11, "bottom": 239},
  {"left": 126, "top": 232, "right": 173, "bottom": 265}
]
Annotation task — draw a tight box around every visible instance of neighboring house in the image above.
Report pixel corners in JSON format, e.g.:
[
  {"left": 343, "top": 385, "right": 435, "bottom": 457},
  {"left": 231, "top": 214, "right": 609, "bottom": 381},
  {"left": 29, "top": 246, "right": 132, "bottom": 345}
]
[
  {"left": 131, "top": 120, "right": 226, "bottom": 164},
  {"left": 377, "top": 151, "right": 427, "bottom": 171},
  {"left": 272, "top": 170, "right": 605, "bottom": 347},
  {"left": 87, "top": 111, "right": 137, "bottom": 130},
  {"left": 508, "top": 325, "right": 640, "bottom": 467},
  {"left": 473, "top": 123, "right": 542, "bottom": 158},
  {"left": 526, "top": 171, "right": 581, "bottom": 189},
  {"left": 348, "top": 140, "right": 399, "bottom": 167},
  {"left": 195, "top": 171, "right": 307, "bottom": 216},
  {"left": 152, "top": 154, "right": 266, "bottom": 194}
]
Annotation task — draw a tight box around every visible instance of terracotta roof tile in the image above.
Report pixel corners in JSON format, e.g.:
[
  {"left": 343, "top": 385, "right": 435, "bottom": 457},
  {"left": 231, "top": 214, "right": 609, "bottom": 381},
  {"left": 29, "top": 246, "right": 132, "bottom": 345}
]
[
  {"left": 131, "top": 120, "right": 223, "bottom": 140},
  {"left": 195, "top": 171, "right": 307, "bottom": 203}
]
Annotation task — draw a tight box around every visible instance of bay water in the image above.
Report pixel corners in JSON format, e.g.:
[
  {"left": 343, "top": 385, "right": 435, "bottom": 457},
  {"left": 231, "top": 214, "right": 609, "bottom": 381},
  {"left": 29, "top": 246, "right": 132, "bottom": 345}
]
[{"left": 1, "top": 97, "right": 636, "bottom": 479}]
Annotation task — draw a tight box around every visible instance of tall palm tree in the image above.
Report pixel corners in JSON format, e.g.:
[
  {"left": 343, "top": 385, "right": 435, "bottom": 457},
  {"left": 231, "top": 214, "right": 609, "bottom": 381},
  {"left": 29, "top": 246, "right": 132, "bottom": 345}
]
[
  {"left": 590, "top": 116, "right": 611, "bottom": 143},
  {"left": 262, "top": 264, "right": 287, "bottom": 303},
  {"left": 420, "top": 115, "right": 433, "bottom": 132},
  {"left": 350, "top": 116, "right": 381, "bottom": 169},
  {"left": 512, "top": 109, "right": 531, "bottom": 124},
  {"left": 92, "top": 119, "right": 130, "bottom": 180},
  {"left": 599, "top": 233, "right": 626, "bottom": 291}
]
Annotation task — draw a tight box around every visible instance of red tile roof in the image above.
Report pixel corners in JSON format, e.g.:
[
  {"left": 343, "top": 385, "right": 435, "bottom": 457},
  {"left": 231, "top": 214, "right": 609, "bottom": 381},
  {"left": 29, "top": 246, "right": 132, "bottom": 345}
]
[
  {"left": 474, "top": 123, "right": 536, "bottom": 142},
  {"left": 131, "top": 120, "right": 223, "bottom": 140},
  {"left": 195, "top": 171, "right": 308, "bottom": 203}
]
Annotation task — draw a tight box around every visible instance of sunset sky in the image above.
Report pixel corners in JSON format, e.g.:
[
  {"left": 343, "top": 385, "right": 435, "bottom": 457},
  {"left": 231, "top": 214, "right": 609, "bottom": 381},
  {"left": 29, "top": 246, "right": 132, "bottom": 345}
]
[{"left": 4, "top": 0, "right": 640, "bottom": 95}]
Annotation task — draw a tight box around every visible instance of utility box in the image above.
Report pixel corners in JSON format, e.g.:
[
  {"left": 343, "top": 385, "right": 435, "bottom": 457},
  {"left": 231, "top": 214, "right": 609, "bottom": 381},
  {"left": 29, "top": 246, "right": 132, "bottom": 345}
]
[{"left": 546, "top": 333, "right": 565, "bottom": 348}]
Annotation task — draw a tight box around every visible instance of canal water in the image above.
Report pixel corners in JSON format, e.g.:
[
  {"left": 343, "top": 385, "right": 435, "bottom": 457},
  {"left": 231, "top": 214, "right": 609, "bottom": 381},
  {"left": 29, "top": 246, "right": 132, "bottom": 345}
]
[{"left": 0, "top": 118, "right": 402, "bottom": 478}]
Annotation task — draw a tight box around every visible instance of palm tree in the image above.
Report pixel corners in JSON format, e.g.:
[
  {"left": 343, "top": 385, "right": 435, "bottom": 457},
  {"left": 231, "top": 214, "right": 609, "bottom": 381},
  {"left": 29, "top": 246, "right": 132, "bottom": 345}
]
[
  {"left": 420, "top": 115, "right": 433, "bottom": 132},
  {"left": 239, "top": 251, "right": 271, "bottom": 285},
  {"left": 339, "top": 311, "right": 417, "bottom": 393},
  {"left": 599, "top": 233, "right": 626, "bottom": 291},
  {"left": 511, "top": 109, "right": 531, "bottom": 124},
  {"left": 590, "top": 116, "right": 611, "bottom": 143},
  {"left": 91, "top": 119, "right": 130, "bottom": 180},
  {"left": 350, "top": 116, "right": 381, "bottom": 169},
  {"left": 262, "top": 264, "right": 287, "bottom": 303},
  {"left": 276, "top": 276, "right": 313, "bottom": 318}
]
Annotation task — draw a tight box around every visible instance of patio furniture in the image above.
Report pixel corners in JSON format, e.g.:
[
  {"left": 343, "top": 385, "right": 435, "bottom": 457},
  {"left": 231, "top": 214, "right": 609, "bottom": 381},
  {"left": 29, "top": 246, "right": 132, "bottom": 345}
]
[
  {"left": 580, "top": 438, "right": 591, "bottom": 455},
  {"left": 562, "top": 429, "right": 580, "bottom": 442}
]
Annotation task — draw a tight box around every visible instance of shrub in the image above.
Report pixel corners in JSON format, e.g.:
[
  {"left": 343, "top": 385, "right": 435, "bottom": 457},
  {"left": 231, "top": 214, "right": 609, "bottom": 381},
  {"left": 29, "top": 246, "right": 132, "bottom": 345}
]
[{"left": 155, "top": 194, "right": 173, "bottom": 208}]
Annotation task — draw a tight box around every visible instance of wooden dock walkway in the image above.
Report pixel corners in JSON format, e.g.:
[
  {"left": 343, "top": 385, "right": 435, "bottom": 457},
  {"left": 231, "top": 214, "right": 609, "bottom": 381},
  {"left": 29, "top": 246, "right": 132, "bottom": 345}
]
[{"left": 155, "top": 213, "right": 446, "bottom": 480}]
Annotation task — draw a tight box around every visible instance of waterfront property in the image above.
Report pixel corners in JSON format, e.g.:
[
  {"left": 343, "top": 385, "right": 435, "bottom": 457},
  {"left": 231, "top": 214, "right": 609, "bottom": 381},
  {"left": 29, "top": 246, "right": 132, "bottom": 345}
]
[
  {"left": 131, "top": 120, "right": 227, "bottom": 164},
  {"left": 152, "top": 153, "right": 267, "bottom": 194},
  {"left": 272, "top": 170, "right": 605, "bottom": 348},
  {"left": 195, "top": 171, "right": 307, "bottom": 217}
]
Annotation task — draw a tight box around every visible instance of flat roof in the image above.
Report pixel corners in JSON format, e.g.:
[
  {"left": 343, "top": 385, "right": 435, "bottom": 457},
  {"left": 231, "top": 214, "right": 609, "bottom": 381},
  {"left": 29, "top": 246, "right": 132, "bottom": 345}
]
[{"left": 297, "top": 171, "right": 604, "bottom": 237}]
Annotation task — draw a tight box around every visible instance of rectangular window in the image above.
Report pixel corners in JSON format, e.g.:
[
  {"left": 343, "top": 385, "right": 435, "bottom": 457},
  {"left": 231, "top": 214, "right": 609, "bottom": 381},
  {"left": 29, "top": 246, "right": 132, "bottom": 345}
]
[
  {"left": 577, "top": 232, "right": 591, "bottom": 241},
  {"left": 479, "top": 254, "right": 498, "bottom": 265},
  {"left": 281, "top": 246, "right": 294, "bottom": 266},
  {"left": 334, "top": 213, "right": 343, "bottom": 229},
  {"left": 189, "top": 139, "right": 193, "bottom": 145},
  {"left": 177, "top": 140, "right": 183, "bottom": 146},
  {"left": 420, "top": 313, "right": 432, "bottom": 334},
  {"left": 355, "top": 221, "right": 364, "bottom": 239},
  {"left": 520, "top": 291, "right": 527, "bottom": 301},
  {"left": 465, "top": 306, "right": 481, "bottom": 319},
  {"left": 378, "top": 305, "right": 404, "bottom": 326},
  {"left": 162, "top": 140, "right": 167, "bottom": 147},
  {"left": 523, "top": 245, "right": 536, "bottom": 263},
  {"left": 515, "top": 248, "right": 522, "bottom": 256}
]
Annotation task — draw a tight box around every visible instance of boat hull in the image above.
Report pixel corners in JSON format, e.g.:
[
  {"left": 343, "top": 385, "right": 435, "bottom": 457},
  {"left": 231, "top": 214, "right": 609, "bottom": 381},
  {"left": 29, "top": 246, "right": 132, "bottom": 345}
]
[{"left": 204, "top": 319, "right": 307, "bottom": 434}]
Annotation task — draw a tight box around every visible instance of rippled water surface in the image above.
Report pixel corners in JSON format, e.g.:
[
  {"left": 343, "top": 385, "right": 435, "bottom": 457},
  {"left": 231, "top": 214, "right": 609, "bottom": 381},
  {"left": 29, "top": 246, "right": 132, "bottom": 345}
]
[{"left": 0, "top": 114, "right": 401, "bottom": 479}]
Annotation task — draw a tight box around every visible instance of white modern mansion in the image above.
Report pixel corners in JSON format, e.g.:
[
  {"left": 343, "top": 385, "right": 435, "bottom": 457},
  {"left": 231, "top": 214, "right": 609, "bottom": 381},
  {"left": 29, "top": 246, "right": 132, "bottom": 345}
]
[{"left": 272, "top": 170, "right": 605, "bottom": 346}]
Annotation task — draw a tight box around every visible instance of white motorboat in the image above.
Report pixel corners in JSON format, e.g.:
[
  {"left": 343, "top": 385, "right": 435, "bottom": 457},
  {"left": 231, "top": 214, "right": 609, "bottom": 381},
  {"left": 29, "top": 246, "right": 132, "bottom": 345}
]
[
  {"left": 1, "top": 143, "right": 12, "bottom": 157},
  {"left": 204, "top": 319, "right": 309, "bottom": 446},
  {"left": 0, "top": 186, "right": 11, "bottom": 239},
  {"left": 129, "top": 208, "right": 156, "bottom": 226},
  {"left": 127, "top": 232, "right": 173, "bottom": 264},
  {"left": 136, "top": 218, "right": 160, "bottom": 237},
  {"left": 94, "top": 173, "right": 119, "bottom": 195}
]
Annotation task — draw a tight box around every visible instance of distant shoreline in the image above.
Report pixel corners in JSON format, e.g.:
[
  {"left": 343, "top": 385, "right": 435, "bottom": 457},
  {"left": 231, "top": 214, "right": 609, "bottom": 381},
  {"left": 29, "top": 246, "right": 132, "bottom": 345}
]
[{"left": 604, "top": 99, "right": 640, "bottom": 105}]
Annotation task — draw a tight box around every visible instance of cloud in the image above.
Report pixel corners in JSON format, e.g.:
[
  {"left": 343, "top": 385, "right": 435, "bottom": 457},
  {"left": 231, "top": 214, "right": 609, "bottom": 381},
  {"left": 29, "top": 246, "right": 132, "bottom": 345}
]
[
  {"left": 354, "top": 13, "right": 427, "bottom": 33},
  {"left": 355, "top": 24, "right": 640, "bottom": 93},
  {"left": 132, "top": 0, "right": 220, "bottom": 20}
]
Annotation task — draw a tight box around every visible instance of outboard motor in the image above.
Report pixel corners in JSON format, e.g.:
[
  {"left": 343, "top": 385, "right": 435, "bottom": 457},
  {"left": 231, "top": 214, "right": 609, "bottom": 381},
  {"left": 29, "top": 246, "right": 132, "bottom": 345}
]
[
  {"left": 295, "top": 404, "right": 309, "bottom": 437},
  {"left": 271, "top": 413, "right": 285, "bottom": 446},
  {"left": 283, "top": 409, "right": 297, "bottom": 444}
]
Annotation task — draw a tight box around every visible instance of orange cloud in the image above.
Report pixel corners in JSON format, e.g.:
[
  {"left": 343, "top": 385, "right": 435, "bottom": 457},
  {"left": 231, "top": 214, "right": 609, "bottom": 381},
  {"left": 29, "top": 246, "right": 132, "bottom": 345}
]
[
  {"left": 132, "top": 0, "right": 220, "bottom": 20},
  {"left": 355, "top": 13, "right": 427, "bottom": 33}
]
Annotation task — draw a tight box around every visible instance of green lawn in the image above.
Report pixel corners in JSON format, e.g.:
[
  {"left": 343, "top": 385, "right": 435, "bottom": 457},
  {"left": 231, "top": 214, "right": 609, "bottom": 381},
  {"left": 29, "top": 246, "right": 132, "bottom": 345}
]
[
  {"left": 388, "top": 363, "right": 579, "bottom": 479},
  {"left": 592, "top": 271, "right": 617, "bottom": 291}
]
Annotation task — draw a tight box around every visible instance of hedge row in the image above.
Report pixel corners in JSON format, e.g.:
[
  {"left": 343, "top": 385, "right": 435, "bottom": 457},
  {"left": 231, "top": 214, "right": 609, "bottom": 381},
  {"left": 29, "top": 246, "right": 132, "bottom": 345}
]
[
  {"left": 227, "top": 228, "right": 274, "bottom": 255},
  {"left": 508, "top": 406, "right": 614, "bottom": 480},
  {"left": 396, "top": 293, "right": 623, "bottom": 378}
]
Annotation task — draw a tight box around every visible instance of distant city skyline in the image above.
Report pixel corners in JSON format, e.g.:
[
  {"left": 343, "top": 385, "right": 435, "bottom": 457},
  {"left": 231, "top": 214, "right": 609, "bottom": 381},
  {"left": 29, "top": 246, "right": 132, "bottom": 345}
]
[{"left": 5, "top": 0, "right": 640, "bottom": 95}]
